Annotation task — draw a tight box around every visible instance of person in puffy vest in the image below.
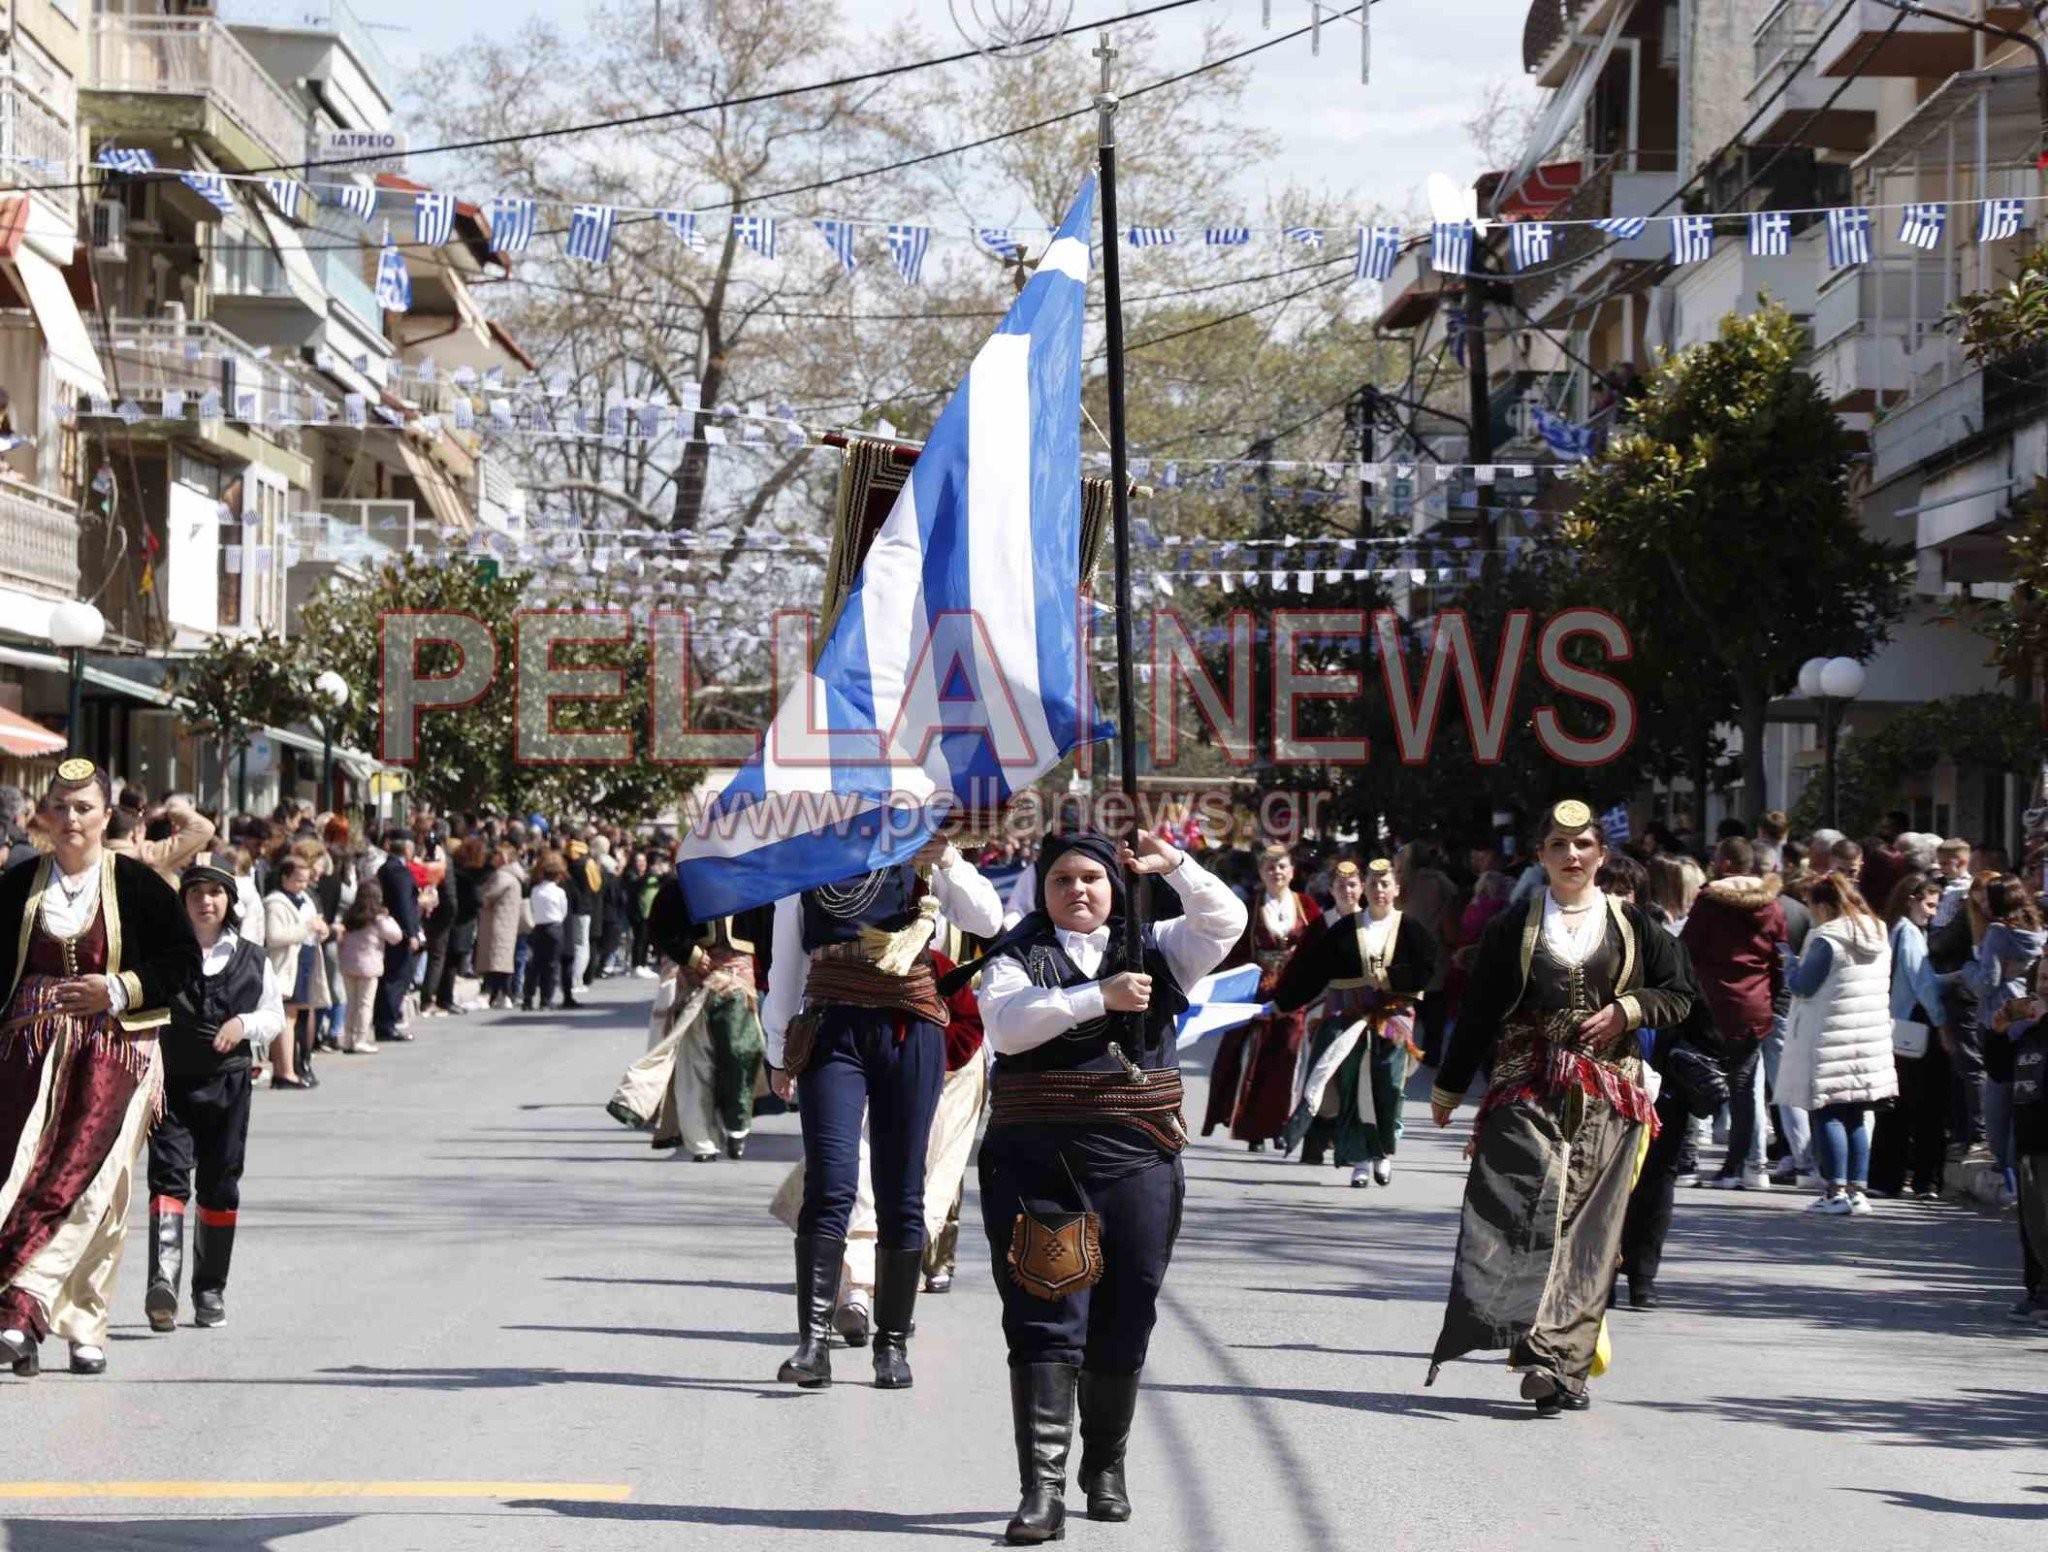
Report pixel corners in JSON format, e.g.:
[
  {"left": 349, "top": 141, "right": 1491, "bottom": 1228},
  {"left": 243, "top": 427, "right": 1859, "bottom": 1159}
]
[{"left": 145, "top": 860, "right": 284, "bottom": 1334}]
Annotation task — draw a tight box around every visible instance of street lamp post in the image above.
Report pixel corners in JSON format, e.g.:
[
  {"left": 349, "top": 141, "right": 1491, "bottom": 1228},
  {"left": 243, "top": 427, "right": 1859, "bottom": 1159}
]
[
  {"left": 1799, "top": 655, "right": 1867, "bottom": 831},
  {"left": 312, "top": 670, "right": 350, "bottom": 813},
  {"left": 45, "top": 601, "right": 106, "bottom": 759}
]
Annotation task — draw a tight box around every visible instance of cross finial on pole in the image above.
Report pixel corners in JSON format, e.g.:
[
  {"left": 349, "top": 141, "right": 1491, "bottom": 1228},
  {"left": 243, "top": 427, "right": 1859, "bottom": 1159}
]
[{"left": 1093, "top": 30, "right": 1118, "bottom": 146}]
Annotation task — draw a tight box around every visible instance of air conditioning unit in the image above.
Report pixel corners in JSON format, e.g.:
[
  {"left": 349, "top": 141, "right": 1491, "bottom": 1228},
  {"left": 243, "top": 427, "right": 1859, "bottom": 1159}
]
[{"left": 90, "top": 199, "right": 125, "bottom": 263}]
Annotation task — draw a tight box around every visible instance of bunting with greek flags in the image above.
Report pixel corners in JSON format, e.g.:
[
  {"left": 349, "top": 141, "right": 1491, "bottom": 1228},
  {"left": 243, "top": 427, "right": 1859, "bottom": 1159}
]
[
  {"left": 662, "top": 210, "right": 707, "bottom": 251},
  {"left": 1282, "top": 226, "right": 1325, "bottom": 247},
  {"left": 1206, "top": 226, "right": 1252, "bottom": 246},
  {"left": 734, "top": 215, "right": 777, "bottom": 258},
  {"left": 374, "top": 230, "right": 410, "bottom": 313},
  {"left": 887, "top": 223, "right": 931, "bottom": 284},
  {"left": 178, "top": 171, "right": 236, "bottom": 217},
  {"left": 978, "top": 227, "right": 1022, "bottom": 259},
  {"left": 487, "top": 196, "right": 538, "bottom": 253},
  {"left": 1127, "top": 226, "right": 1178, "bottom": 247},
  {"left": 672, "top": 177, "right": 1107, "bottom": 920},
  {"left": 263, "top": 178, "right": 306, "bottom": 220},
  {"left": 1898, "top": 202, "right": 1946, "bottom": 250},
  {"left": 1592, "top": 215, "right": 1647, "bottom": 240},
  {"left": 1827, "top": 206, "right": 1872, "bottom": 267},
  {"left": 96, "top": 146, "right": 156, "bottom": 174},
  {"left": 1509, "top": 221, "right": 1552, "bottom": 271},
  {"left": 333, "top": 183, "right": 378, "bottom": 223},
  {"left": 1748, "top": 210, "right": 1791, "bottom": 257},
  {"left": 566, "top": 203, "right": 618, "bottom": 263},
  {"left": 1430, "top": 221, "right": 1471, "bottom": 275},
  {"left": 1669, "top": 214, "right": 1714, "bottom": 265},
  {"left": 1980, "top": 197, "right": 2028, "bottom": 242},
  {"left": 1530, "top": 404, "right": 1596, "bottom": 462},
  {"left": 814, "top": 218, "right": 858, "bottom": 273},
  {"left": 1356, "top": 225, "right": 1401, "bottom": 282},
  {"left": 414, "top": 191, "right": 457, "bottom": 247}
]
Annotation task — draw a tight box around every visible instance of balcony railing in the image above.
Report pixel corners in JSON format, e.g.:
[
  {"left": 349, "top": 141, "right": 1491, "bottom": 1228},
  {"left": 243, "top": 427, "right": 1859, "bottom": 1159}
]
[
  {"left": 299, "top": 498, "right": 430, "bottom": 561},
  {"left": 1753, "top": 0, "right": 1821, "bottom": 84},
  {"left": 0, "top": 78, "right": 74, "bottom": 217},
  {"left": 218, "top": 0, "right": 395, "bottom": 83},
  {"left": 319, "top": 245, "right": 380, "bottom": 326},
  {"left": 90, "top": 17, "right": 306, "bottom": 170},
  {"left": 94, "top": 315, "right": 315, "bottom": 427},
  {"left": 0, "top": 480, "right": 82, "bottom": 600}
]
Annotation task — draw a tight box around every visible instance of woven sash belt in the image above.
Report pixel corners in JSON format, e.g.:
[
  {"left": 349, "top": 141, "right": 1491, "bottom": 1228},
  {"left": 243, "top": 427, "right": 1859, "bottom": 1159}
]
[
  {"left": 989, "top": 1067, "right": 1188, "bottom": 1154},
  {"left": 802, "top": 948, "right": 948, "bottom": 1031}
]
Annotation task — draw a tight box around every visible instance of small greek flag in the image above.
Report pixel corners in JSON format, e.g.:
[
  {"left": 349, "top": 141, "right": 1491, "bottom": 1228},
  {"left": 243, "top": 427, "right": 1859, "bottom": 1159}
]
[
  {"left": 374, "top": 230, "right": 411, "bottom": 313},
  {"left": 661, "top": 210, "right": 707, "bottom": 251},
  {"left": 1282, "top": 226, "right": 1325, "bottom": 247},
  {"left": 886, "top": 223, "right": 931, "bottom": 284},
  {"left": 1127, "top": 226, "right": 1178, "bottom": 247},
  {"left": 1748, "top": 210, "right": 1791, "bottom": 256},
  {"left": 1979, "top": 197, "right": 2028, "bottom": 242},
  {"left": 332, "top": 182, "right": 378, "bottom": 223},
  {"left": 1898, "top": 202, "right": 1947, "bottom": 250},
  {"left": 814, "top": 218, "right": 859, "bottom": 273},
  {"left": 1356, "top": 225, "right": 1401, "bottom": 282},
  {"left": 264, "top": 178, "right": 306, "bottom": 220},
  {"left": 1826, "top": 206, "right": 1872, "bottom": 266},
  {"left": 1205, "top": 227, "right": 1251, "bottom": 246},
  {"left": 1430, "top": 221, "right": 1471, "bottom": 275},
  {"left": 96, "top": 146, "right": 156, "bottom": 174},
  {"left": 486, "top": 196, "right": 537, "bottom": 253},
  {"left": 566, "top": 203, "right": 618, "bottom": 263},
  {"left": 178, "top": 171, "right": 236, "bottom": 217},
  {"left": 1599, "top": 803, "right": 1632, "bottom": 844},
  {"left": 1509, "top": 221, "right": 1552, "bottom": 271},
  {"left": 977, "top": 227, "right": 1022, "bottom": 259},
  {"left": 1669, "top": 214, "right": 1714, "bottom": 265},
  {"left": 414, "top": 191, "right": 457, "bottom": 247},
  {"left": 733, "top": 214, "right": 777, "bottom": 258},
  {"left": 1592, "top": 215, "right": 1647, "bottom": 239}
]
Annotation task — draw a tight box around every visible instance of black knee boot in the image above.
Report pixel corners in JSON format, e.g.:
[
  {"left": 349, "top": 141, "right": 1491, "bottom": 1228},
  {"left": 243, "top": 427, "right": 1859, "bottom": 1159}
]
[
  {"left": 1006, "top": 1362, "right": 1076, "bottom": 1544},
  {"left": 776, "top": 1233, "right": 841, "bottom": 1387},
  {"left": 1077, "top": 1369, "right": 1141, "bottom": 1521},
  {"left": 191, "top": 1213, "right": 235, "bottom": 1328},
  {"left": 145, "top": 1201, "right": 185, "bottom": 1333},
  {"left": 871, "top": 1246, "right": 921, "bottom": 1389}
]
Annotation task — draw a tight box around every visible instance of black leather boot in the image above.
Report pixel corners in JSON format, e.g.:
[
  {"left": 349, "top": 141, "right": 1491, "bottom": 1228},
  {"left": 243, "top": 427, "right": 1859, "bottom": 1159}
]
[
  {"left": 1077, "top": 1369, "right": 1141, "bottom": 1521},
  {"left": 145, "top": 1200, "right": 185, "bottom": 1333},
  {"left": 1006, "top": 1362, "right": 1076, "bottom": 1544},
  {"left": 871, "top": 1246, "right": 921, "bottom": 1388},
  {"left": 776, "top": 1233, "right": 841, "bottom": 1387},
  {"left": 192, "top": 1214, "right": 236, "bottom": 1328}
]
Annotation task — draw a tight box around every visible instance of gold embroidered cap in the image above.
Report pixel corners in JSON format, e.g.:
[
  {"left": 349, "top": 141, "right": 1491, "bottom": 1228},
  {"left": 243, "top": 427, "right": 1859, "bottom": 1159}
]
[
  {"left": 1331, "top": 860, "right": 1361, "bottom": 879},
  {"left": 1366, "top": 858, "right": 1395, "bottom": 876},
  {"left": 1550, "top": 799, "right": 1594, "bottom": 831},
  {"left": 56, "top": 757, "right": 96, "bottom": 784}
]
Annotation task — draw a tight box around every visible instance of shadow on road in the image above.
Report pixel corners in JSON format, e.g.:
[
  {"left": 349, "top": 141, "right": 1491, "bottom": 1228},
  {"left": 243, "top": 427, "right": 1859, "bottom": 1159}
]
[
  {"left": 503, "top": 1323, "right": 790, "bottom": 1345},
  {"left": 504, "top": 1500, "right": 995, "bottom": 1540},
  {"left": 549, "top": 1275, "right": 790, "bottom": 1295},
  {"left": 1648, "top": 1386, "right": 2048, "bottom": 1452},
  {"left": 1147, "top": 1378, "right": 1523, "bottom": 1422},
  {"left": 0, "top": 1515, "right": 354, "bottom": 1550},
  {"left": 128, "top": 1365, "right": 807, "bottom": 1399},
  {"left": 1846, "top": 1484, "right": 2048, "bottom": 1519}
]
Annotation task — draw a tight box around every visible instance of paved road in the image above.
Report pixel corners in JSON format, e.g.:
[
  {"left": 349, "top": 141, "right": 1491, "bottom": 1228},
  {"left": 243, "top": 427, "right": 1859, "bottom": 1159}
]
[{"left": 2, "top": 979, "right": 2043, "bottom": 1551}]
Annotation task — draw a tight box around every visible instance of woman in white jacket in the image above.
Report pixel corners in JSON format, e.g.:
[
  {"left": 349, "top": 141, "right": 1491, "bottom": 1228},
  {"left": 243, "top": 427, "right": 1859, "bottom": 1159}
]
[{"left": 1779, "top": 873, "right": 1897, "bottom": 1216}]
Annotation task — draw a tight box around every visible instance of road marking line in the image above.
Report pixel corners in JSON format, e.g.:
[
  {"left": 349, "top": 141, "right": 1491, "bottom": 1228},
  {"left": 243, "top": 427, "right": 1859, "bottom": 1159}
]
[{"left": 0, "top": 1482, "right": 632, "bottom": 1501}]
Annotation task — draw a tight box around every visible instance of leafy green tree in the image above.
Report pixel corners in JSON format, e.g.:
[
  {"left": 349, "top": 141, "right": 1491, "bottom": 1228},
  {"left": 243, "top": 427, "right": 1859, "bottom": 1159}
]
[
  {"left": 1563, "top": 302, "right": 1909, "bottom": 823},
  {"left": 1948, "top": 244, "right": 2048, "bottom": 364},
  {"left": 170, "top": 632, "right": 314, "bottom": 815}
]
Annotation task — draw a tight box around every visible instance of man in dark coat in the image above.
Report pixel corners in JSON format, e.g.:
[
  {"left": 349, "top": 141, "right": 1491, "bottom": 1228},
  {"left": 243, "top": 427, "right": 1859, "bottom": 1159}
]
[
  {"left": 374, "top": 831, "right": 422, "bottom": 1043},
  {"left": 1678, "top": 836, "right": 1787, "bottom": 1189}
]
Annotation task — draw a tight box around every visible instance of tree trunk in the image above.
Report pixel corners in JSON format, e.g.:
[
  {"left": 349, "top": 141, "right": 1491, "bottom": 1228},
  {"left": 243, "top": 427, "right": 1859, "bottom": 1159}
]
[{"left": 1738, "top": 678, "right": 1770, "bottom": 828}]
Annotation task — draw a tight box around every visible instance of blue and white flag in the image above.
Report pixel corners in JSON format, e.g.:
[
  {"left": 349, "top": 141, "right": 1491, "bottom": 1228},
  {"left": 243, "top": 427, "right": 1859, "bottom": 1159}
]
[
  {"left": 1530, "top": 404, "right": 1596, "bottom": 462},
  {"left": 567, "top": 204, "right": 618, "bottom": 263},
  {"left": 1827, "top": 206, "right": 1872, "bottom": 266},
  {"left": 264, "top": 177, "right": 306, "bottom": 220},
  {"left": 96, "top": 146, "right": 156, "bottom": 174},
  {"left": 734, "top": 214, "right": 778, "bottom": 258},
  {"left": 661, "top": 210, "right": 707, "bottom": 251},
  {"left": 1509, "top": 221, "right": 1552, "bottom": 271},
  {"left": 331, "top": 182, "right": 378, "bottom": 223},
  {"left": 1898, "top": 202, "right": 1947, "bottom": 250},
  {"left": 886, "top": 223, "right": 931, "bottom": 284},
  {"left": 1592, "top": 215, "right": 1647, "bottom": 240},
  {"left": 1599, "top": 803, "right": 1631, "bottom": 844},
  {"left": 414, "top": 190, "right": 457, "bottom": 247},
  {"left": 1430, "top": 221, "right": 1471, "bottom": 275},
  {"left": 1669, "top": 214, "right": 1714, "bottom": 265},
  {"left": 1282, "top": 226, "right": 1325, "bottom": 247},
  {"left": 1205, "top": 226, "right": 1251, "bottom": 247},
  {"left": 672, "top": 177, "right": 1107, "bottom": 920},
  {"left": 1127, "top": 226, "right": 1177, "bottom": 247},
  {"left": 374, "top": 230, "right": 411, "bottom": 313},
  {"left": 179, "top": 171, "right": 236, "bottom": 217},
  {"left": 814, "top": 218, "right": 858, "bottom": 273},
  {"left": 1748, "top": 210, "right": 1791, "bottom": 256},
  {"left": 1356, "top": 225, "right": 1401, "bottom": 282},
  {"left": 978, "top": 227, "right": 1023, "bottom": 259},
  {"left": 1979, "top": 197, "right": 2028, "bottom": 243},
  {"left": 487, "top": 196, "right": 537, "bottom": 253}
]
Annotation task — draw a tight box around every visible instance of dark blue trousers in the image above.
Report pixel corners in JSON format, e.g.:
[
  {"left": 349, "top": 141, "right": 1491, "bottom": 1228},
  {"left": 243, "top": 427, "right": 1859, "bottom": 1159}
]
[
  {"left": 796, "top": 1010, "right": 944, "bottom": 1248},
  {"left": 978, "top": 1137, "right": 1185, "bottom": 1373}
]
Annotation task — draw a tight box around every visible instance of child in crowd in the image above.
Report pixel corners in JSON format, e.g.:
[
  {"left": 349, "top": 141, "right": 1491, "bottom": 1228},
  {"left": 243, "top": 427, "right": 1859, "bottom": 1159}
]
[{"left": 336, "top": 880, "right": 403, "bottom": 1054}]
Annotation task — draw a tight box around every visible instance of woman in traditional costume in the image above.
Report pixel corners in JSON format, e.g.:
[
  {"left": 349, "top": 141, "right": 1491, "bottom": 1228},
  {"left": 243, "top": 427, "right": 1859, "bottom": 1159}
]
[
  {"left": 761, "top": 837, "right": 1002, "bottom": 1390},
  {"left": 1201, "top": 844, "right": 1320, "bottom": 1149},
  {"left": 1272, "top": 859, "right": 1439, "bottom": 1187},
  {"left": 0, "top": 760, "right": 200, "bottom": 1377},
  {"left": 1426, "top": 800, "right": 1693, "bottom": 1416},
  {"left": 957, "top": 830, "right": 1244, "bottom": 1544}
]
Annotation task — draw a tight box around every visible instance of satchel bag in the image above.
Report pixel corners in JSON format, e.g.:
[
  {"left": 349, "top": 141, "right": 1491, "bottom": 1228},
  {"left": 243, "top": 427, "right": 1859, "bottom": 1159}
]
[
  {"left": 1007, "top": 1208, "right": 1105, "bottom": 1302},
  {"left": 1891, "top": 1017, "right": 1931, "bottom": 1059},
  {"left": 780, "top": 1008, "right": 823, "bottom": 1078},
  {"left": 1661, "top": 1040, "right": 1730, "bottom": 1120}
]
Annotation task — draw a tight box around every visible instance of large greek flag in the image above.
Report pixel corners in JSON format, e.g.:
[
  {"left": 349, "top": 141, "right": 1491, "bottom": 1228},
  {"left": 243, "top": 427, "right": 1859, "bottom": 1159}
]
[{"left": 674, "top": 176, "right": 1104, "bottom": 921}]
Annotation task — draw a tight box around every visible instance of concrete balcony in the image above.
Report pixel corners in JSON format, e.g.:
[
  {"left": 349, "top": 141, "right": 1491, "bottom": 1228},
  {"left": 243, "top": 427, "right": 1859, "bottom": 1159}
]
[
  {"left": 0, "top": 480, "right": 81, "bottom": 601},
  {"left": 1814, "top": 0, "right": 2031, "bottom": 78},
  {"left": 0, "top": 78, "right": 76, "bottom": 224},
  {"left": 85, "top": 16, "right": 306, "bottom": 173},
  {"left": 1517, "top": 159, "right": 1681, "bottom": 325},
  {"left": 1749, "top": 0, "right": 1880, "bottom": 150},
  {"left": 1808, "top": 260, "right": 1948, "bottom": 410}
]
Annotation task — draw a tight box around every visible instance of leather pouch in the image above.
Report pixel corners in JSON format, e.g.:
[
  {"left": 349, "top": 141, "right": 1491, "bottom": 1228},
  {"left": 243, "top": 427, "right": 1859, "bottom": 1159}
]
[
  {"left": 781, "top": 1009, "right": 822, "bottom": 1078},
  {"left": 1007, "top": 1208, "right": 1104, "bottom": 1302}
]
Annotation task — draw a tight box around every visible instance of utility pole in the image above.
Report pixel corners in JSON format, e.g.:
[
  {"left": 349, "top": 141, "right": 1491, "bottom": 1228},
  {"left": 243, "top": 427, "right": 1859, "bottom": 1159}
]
[
  {"left": 1464, "top": 238, "right": 1496, "bottom": 555},
  {"left": 1347, "top": 385, "right": 1376, "bottom": 537}
]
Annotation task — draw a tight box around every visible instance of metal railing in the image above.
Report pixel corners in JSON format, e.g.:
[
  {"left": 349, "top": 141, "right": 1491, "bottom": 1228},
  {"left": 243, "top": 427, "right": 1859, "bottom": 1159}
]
[
  {"left": 217, "top": 0, "right": 395, "bottom": 82},
  {"left": 0, "top": 480, "right": 81, "bottom": 599},
  {"left": 1752, "top": 0, "right": 1821, "bottom": 84},
  {"left": 319, "top": 246, "right": 380, "bottom": 326},
  {"left": 0, "top": 78, "right": 74, "bottom": 217},
  {"left": 89, "top": 17, "right": 306, "bottom": 170}
]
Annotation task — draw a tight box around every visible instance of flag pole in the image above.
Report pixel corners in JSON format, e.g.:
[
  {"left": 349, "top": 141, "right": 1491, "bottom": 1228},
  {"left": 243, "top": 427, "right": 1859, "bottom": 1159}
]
[{"left": 1093, "top": 34, "right": 1149, "bottom": 1022}]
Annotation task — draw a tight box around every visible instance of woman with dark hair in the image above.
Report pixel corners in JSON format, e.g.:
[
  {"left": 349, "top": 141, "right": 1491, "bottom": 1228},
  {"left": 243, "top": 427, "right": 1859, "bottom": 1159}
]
[
  {"left": 0, "top": 760, "right": 200, "bottom": 1377},
  {"left": 475, "top": 845, "right": 522, "bottom": 1008},
  {"left": 1870, "top": 872, "right": 1954, "bottom": 1198},
  {"left": 1427, "top": 800, "right": 1695, "bottom": 1416},
  {"left": 1966, "top": 875, "right": 2045, "bottom": 1193},
  {"left": 1202, "top": 843, "right": 1320, "bottom": 1149}
]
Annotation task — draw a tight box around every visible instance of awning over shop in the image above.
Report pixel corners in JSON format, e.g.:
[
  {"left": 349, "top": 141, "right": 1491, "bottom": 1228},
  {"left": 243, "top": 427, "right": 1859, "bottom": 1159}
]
[
  {"left": 396, "top": 436, "right": 472, "bottom": 533},
  {"left": 11, "top": 243, "right": 108, "bottom": 400},
  {"left": 0, "top": 703, "right": 64, "bottom": 757}
]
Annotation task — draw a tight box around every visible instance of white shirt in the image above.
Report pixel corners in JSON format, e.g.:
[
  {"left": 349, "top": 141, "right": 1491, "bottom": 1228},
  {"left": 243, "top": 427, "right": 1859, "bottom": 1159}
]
[
  {"left": 979, "top": 851, "right": 1248, "bottom": 1056},
  {"left": 1541, "top": 888, "right": 1608, "bottom": 967},
  {"left": 39, "top": 859, "right": 129, "bottom": 1014},
  {"left": 1358, "top": 908, "right": 1397, "bottom": 967},
  {"left": 530, "top": 881, "right": 568, "bottom": 926},
  {"left": 198, "top": 928, "right": 286, "bottom": 1047},
  {"left": 1259, "top": 890, "right": 1299, "bottom": 940},
  {"left": 761, "top": 850, "right": 1006, "bottom": 1066}
]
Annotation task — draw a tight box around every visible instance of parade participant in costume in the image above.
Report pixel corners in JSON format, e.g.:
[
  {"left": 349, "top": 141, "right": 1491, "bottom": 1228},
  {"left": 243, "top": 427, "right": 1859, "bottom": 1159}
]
[
  {"left": 1426, "top": 800, "right": 1693, "bottom": 1416},
  {"left": 920, "top": 946, "right": 989, "bottom": 1295},
  {"left": 1271, "top": 859, "right": 1439, "bottom": 1187},
  {"left": 0, "top": 760, "right": 200, "bottom": 1377},
  {"left": 145, "top": 860, "right": 283, "bottom": 1332},
  {"left": 956, "top": 830, "right": 1245, "bottom": 1544},
  {"left": 1202, "top": 844, "right": 1320, "bottom": 1149},
  {"left": 761, "top": 836, "right": 1002, "bottom": 1389},
  {"left": 609, "top": 886, "right": 771, "bottom": 1161}
]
